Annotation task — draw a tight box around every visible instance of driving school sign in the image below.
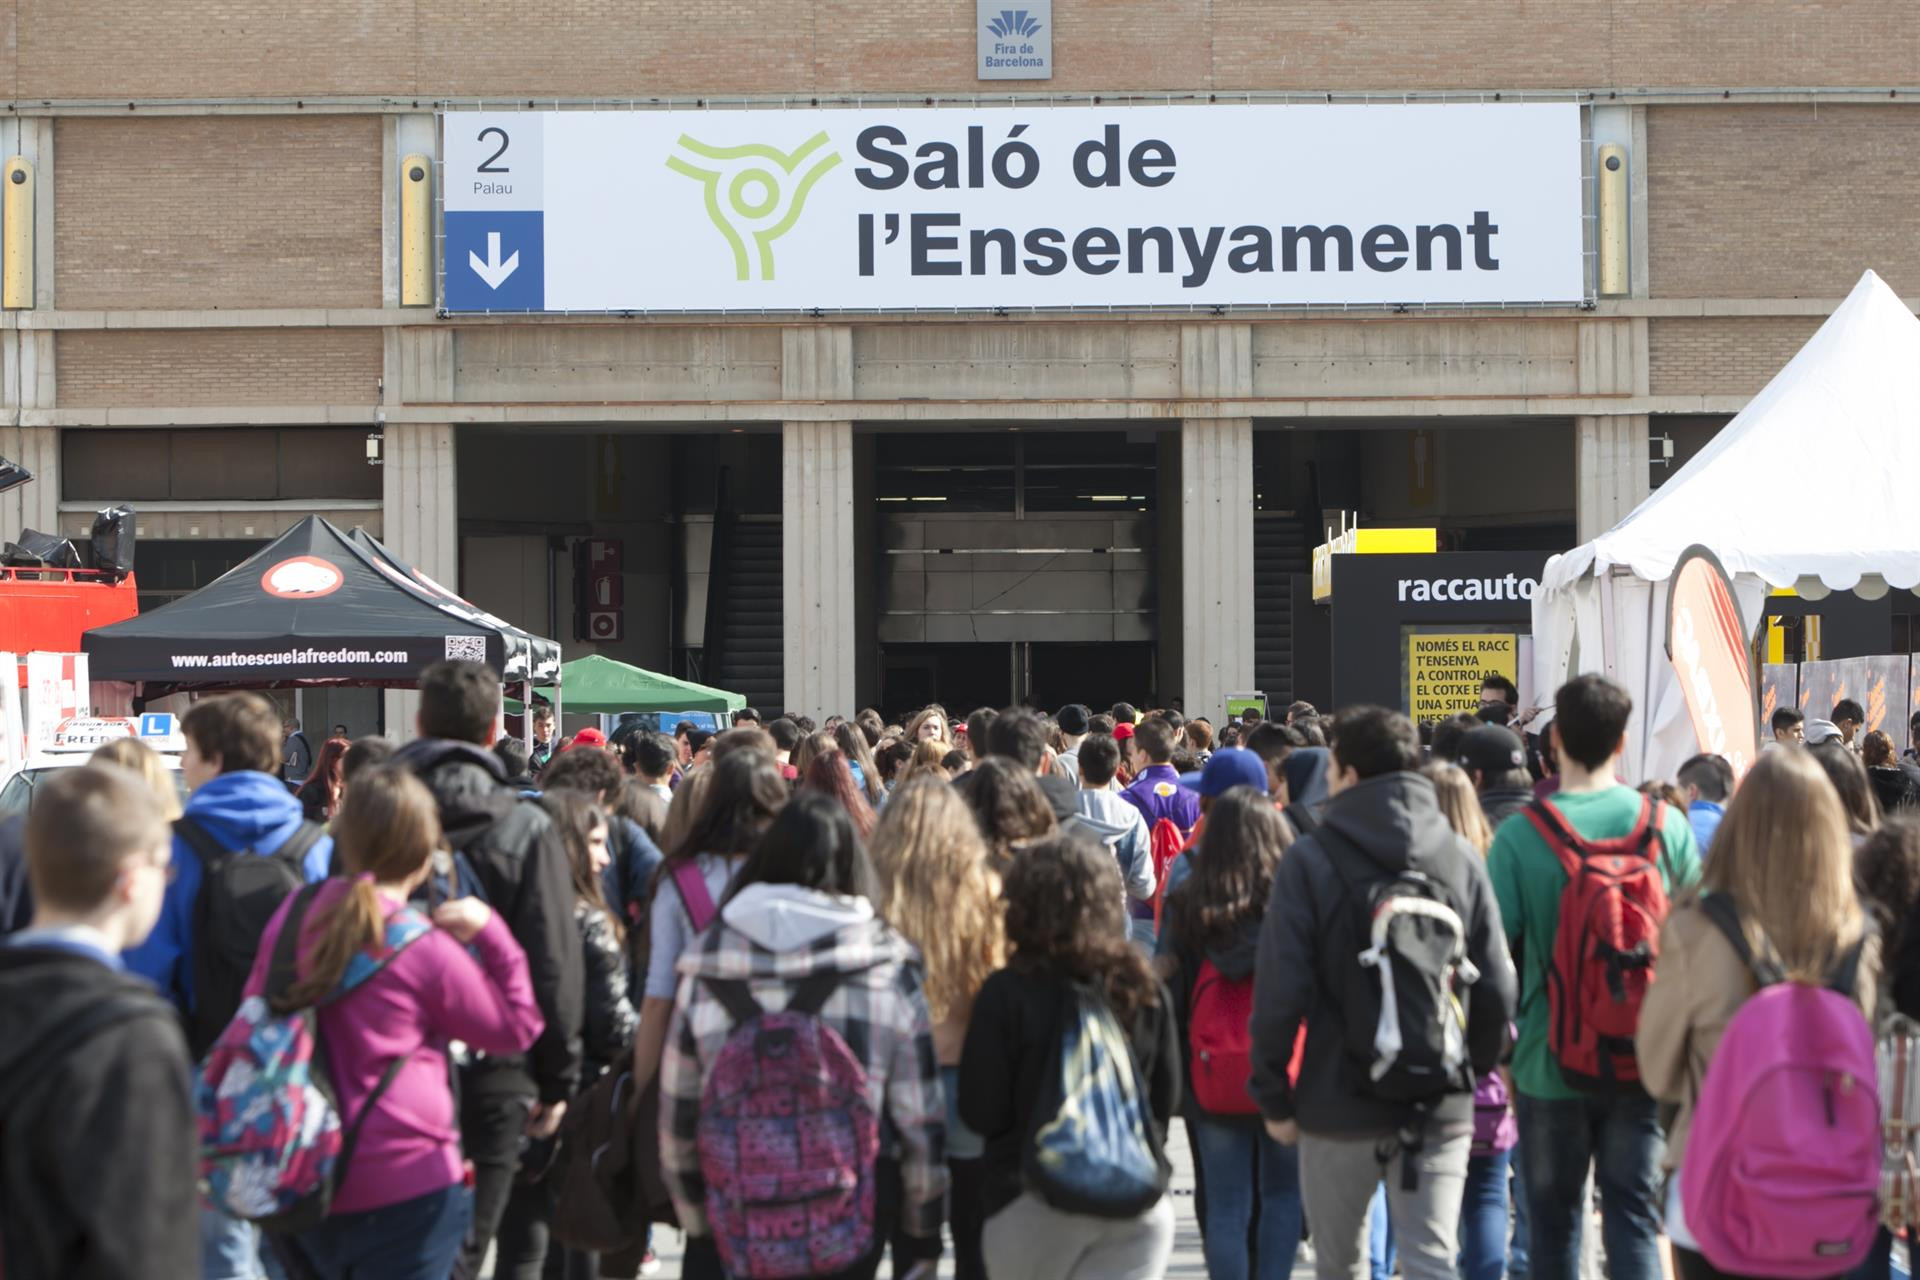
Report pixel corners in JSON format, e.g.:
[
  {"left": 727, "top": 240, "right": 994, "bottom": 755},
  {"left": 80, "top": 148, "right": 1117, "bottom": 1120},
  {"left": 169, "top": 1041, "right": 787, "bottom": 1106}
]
[{"left": 440, "top": 103, "right": 1582, "bottom": 312}]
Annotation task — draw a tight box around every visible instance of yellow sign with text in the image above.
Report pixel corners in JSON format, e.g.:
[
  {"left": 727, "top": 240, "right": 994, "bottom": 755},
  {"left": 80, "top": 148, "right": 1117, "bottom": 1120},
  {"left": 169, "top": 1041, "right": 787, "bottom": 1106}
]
[{"left": 1408, "top": 632, "right": 1517, "bottom": 722}]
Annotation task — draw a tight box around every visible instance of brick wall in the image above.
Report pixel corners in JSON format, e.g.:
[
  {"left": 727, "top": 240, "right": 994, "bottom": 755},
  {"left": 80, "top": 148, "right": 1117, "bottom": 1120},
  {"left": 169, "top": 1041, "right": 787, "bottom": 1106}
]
[
  {"left": 13, "top": 1, "right": 1920, "bottom": 97},
  {"left": 1648, "top": 105, "right": 1920, "bottom": 298},
  {"left": 56, "top": 329, "right": 383, "bottom": 407},
  {"left": 18, "top": 0, "right": 413, "bottom": 98},
  {"left": 55, "top": 117, "right": 383, "bottom": 310},
  {"left": 1647, "top": 317, "right": 1820, "bottom": 396}
]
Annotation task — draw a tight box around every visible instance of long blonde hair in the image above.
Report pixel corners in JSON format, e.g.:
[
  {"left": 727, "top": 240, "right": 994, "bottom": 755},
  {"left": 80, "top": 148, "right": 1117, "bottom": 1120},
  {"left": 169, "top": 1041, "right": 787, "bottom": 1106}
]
[
  {"left": 90, "top": 738, "right": 183, "bottom": 821},
  {"left": 869, "top": 776, "right": 1004, "bottom": 1024},
  {"left": 1705, "top": 747, "right": 1867, "bottom": 982},
  {"left": 903, "top": 705, "right": 951, "bottom": 749},
  {"left": 1424, "top": 762, "right": 1492, "bottom": 853},
  {"left": 900, "top": 739, "right": 950, "bottom": 784}
]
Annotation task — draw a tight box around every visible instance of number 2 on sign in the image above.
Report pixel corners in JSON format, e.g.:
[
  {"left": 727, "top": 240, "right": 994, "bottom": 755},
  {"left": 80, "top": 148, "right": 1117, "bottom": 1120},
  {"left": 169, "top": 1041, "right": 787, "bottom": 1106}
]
[{"left": 477, "top": 127, "right": 510, "bottom": 173}]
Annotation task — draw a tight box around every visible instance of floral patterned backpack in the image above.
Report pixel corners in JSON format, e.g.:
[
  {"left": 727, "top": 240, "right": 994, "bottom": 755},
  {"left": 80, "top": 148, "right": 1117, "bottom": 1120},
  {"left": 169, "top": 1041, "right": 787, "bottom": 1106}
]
[{"left": 196, "top": 884, "right": 430, "bottom": 1233}]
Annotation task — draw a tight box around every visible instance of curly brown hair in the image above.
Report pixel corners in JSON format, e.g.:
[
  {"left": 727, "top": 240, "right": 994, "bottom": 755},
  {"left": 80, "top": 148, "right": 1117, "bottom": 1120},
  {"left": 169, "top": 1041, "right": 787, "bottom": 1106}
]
[
  {"left": 1002, "top": 832, "right": 1160, "bottom": 1020},
  {"left": 1164, "top": 788, "right": 1289, "bottom": 955}
]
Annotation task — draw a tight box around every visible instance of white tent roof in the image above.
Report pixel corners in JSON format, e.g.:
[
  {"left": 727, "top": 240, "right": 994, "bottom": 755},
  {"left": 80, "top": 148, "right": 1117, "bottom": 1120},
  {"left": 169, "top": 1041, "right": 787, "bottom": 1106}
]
[{"left": 1543, "top": 270, "right": 1920, "bottom": 596}]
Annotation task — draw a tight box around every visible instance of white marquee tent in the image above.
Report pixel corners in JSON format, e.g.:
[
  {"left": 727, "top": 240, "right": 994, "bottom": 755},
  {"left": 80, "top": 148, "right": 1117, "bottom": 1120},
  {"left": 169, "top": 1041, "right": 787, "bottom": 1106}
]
[{"left": 1532, "top": 269, "right": 1920, "bottom": 782}]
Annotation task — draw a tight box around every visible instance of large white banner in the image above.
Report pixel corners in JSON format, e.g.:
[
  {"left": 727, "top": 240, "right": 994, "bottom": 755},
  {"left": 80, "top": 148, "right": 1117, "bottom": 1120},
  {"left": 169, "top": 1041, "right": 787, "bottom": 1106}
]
[{"left": 442, "top": 104, "right": 1584, "bottom": 313}]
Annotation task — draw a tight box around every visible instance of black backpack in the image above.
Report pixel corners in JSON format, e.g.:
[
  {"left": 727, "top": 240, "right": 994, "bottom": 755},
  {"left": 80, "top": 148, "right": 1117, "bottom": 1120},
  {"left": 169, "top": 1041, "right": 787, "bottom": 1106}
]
[
  {"left": 178, "top": 815, "right": 325, "bottom": 1059},
  {"left": 1320, "top": 828, "right": 1479, "bottom": 1109}
]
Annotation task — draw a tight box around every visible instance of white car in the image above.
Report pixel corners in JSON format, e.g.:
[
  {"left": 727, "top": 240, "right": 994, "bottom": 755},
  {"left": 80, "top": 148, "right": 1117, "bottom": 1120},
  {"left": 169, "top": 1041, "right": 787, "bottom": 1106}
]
[{"left": 0, "top": 715, "right": 188, "bottom": 814}]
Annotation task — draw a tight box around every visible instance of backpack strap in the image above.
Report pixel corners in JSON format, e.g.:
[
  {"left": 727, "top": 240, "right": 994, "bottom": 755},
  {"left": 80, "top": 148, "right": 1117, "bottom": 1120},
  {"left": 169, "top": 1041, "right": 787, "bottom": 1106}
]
[
  {"left": 173, "top": 813, "right": 230, "bottom": 867},
  {"left": 671, "top": 861, "right": 719, "bottom": 934},
  {"left": 332, "top": 1049, "right": 412, "bottom": 1190},
  {"left": 274, "top": 821, "right": 324, "bottom": 874},
  {"left": 1523, "top": 794, "right": 1661, "bottom": 879},
  {"left": 702, "top": 976, "right": 764, "bottom": 1026},
  {"left": 1699, "top": 892, "right": 1786, "bottom": 988},
  {"left": 264, "top": 883, "right": 327, "bottom": 1009},
  {"left": 785, "top": 971, "right": 846, "bottom": 1018}
]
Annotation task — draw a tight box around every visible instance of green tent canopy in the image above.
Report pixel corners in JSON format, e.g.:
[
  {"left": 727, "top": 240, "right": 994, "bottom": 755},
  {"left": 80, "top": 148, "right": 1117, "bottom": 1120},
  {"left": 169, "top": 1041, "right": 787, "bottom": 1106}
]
[{"left": 515, "top": 653, "right": 744, "bottom": 715}]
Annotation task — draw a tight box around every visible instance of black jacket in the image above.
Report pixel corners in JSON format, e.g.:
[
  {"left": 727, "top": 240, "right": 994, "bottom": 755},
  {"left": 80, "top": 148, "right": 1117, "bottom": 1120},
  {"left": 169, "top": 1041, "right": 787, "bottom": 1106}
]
[
  {"left": 578, "top": 902, "right": 638, "bottom": 1084},
  {"left": 396, "top": 737, "right": 584, "bottom": 1103},
  {"left": 958, "top": 966, "right": 1179, "bottom": 1218},
  {"left": 1249, "top": 770, "right": 1516, "bottom": 1137},
  {"left": 0, "top": 946, "right": 199, "bottom": 1280}
]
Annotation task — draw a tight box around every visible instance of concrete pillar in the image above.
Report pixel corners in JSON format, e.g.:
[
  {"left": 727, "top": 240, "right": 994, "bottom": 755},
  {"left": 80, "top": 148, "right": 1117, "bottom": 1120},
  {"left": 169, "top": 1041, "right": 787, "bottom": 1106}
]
[
  {"left": 782, "top": 419, "right": 856, "bottom": 722},
  {"left": 382, "top": 422, "right": 458, "bottom": 737},
  {"left": 1180, "top": 417, "right": 1255, "bottom": 724},
  {"left": 1575, "top": 414, "right": 1649, "bottom": 542},
  {"left": 0, "top": 426, "right": 57, "bottom": 534}
]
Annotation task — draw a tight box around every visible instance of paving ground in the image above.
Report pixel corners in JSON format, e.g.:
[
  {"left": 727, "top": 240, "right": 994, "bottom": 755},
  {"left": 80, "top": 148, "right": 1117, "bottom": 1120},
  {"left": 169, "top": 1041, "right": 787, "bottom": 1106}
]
[{"left": 631, "top": 1118, "right": 1292, "bottom": 1279}]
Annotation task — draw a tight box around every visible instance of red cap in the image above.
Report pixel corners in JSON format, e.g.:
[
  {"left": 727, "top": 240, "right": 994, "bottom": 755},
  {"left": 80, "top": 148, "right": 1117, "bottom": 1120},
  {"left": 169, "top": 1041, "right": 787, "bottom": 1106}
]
[
  {"left": 1113, "top": 722, "right": 1135, "bottom": 741},
  {"left": 567, "top": 727, "right": 608, "bottom": 750}
]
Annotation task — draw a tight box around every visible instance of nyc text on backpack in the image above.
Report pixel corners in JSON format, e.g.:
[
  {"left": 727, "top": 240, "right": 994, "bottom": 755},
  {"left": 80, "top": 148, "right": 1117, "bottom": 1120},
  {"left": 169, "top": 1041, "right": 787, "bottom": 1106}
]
[
  {"left": 1026, "top": 984, "right": 1168, "bottom": 1219},
  {"left": 1681, "top": 893, "right": 1878, "bottom": 1278},
  {"left": 197, "top": 885, "right": 430, "bottom": 1233},
  {"left": 1325, "top": 830, "right": 1480, "bottom": 1108},
  {"left": 1524, "top": 794, "right": 1667, "bottom": 1090},
  {"left": 178, "top": 814, "right": 325, "bottom": 1058},
  {"left": 695, "top": 972, "right": 879, "bottom": 1280}
]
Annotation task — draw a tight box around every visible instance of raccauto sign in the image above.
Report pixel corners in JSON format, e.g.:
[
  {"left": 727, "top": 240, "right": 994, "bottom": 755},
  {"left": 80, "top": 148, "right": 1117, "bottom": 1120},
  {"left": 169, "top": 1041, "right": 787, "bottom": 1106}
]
[{"left": 439, "top": 103, "right": 1583, "bottom": 313}]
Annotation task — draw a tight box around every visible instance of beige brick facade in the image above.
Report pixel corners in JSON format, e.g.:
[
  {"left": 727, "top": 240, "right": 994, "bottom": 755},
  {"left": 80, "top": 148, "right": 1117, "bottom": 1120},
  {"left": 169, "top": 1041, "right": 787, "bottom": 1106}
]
[
  {"left": 12, "top": 1, "right": 1920, "bottom": 97},
  {"left": 1648, "top": 105, "right": 1920, "bottom": 299},
  {"left": 1646, "top": 317, "right": 1823, "bottom": 397},
  {"left": 54, "top": 116, "right": 383, "bottom": 310},
  {"left": 55, "top": 329, "right": 383, "bottom": 408}
]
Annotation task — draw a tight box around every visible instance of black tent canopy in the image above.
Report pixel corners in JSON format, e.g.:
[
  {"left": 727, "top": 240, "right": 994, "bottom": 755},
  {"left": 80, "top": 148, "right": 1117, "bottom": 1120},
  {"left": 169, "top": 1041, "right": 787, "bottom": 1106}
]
[{"left": 84, "top": 516, "right": 561, "bottom": 699}]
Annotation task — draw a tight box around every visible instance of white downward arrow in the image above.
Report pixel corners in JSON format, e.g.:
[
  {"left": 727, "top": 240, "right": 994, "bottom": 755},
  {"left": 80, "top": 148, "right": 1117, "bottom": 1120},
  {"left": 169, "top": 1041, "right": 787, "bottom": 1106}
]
[{"left": 468, "top": 231, "right": 520, "bottom": 289}]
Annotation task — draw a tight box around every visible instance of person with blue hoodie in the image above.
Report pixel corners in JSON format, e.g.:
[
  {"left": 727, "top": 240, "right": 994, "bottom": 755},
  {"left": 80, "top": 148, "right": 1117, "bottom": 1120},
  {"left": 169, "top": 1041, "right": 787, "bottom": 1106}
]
[{"left": 122, "top": 692, "right": 332, "bottom": 1280}]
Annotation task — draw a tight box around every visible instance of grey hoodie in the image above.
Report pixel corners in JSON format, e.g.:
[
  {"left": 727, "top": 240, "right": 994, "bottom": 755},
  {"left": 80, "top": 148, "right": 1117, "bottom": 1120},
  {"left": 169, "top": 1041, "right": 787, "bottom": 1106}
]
[
  {"left": 1249, "top": 770, "right": 1516, "bottom": 1137},
  {"left": 1075, "top": 788, "right": 1157, "bottom": 905}
]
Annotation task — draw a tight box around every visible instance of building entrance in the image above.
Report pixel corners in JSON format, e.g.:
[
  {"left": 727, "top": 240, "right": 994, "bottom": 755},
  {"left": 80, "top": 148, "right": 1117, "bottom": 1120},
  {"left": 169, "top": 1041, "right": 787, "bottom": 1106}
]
[
  {"left": 878, "top": 640, "right": 1155, "bottom": 718},
  {"left": 872, "top": 429, "right": 1165, "bottom": 718}
]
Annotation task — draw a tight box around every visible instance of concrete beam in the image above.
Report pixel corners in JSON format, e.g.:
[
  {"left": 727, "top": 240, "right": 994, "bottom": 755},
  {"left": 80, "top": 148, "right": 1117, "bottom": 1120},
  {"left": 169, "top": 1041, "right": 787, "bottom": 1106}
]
[
  {"left": 0, "top": 426, "right": 58, "bottom": 533},
  {"left": 1180, "top": 417, "right": 1255, "bottom": 723},
  {"left": 782, "top": 420, "right": 857, "bottom": 722},
  {"left": 1575, "top": 414, "right": 1650, "bottom": 542},
  {"left": 382, "top": 422, "right": 458, "bottom": 738},
  {"left": 782, "top": 326, "right": 853, "bottom": 401}
]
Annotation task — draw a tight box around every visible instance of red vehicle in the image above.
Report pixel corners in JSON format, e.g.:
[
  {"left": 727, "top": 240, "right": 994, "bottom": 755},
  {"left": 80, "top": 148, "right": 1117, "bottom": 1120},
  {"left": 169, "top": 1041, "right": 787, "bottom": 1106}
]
[{"left": 0, "top": 464, "right": 138, "bottom": 654}]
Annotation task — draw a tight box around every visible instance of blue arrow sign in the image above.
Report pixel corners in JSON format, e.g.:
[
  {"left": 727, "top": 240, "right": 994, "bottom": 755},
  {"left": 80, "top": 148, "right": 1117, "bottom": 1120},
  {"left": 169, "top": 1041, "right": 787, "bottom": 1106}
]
[{"left": 444, "top": 211, "right": 545, "bottom": 311}]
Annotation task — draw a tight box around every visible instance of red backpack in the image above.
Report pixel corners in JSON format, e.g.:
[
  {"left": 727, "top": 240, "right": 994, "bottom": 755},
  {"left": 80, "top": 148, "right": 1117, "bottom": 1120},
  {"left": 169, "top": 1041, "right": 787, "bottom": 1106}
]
[
  {"left": 1188, "top": 959, "right": 1305, "bottom": 1115},
  {"left": 1524, "top": 795, "right": 1670, "bottom": 1090},
  {"left": 1148, "top": 818, "right": 1186, "bottom": 930}
]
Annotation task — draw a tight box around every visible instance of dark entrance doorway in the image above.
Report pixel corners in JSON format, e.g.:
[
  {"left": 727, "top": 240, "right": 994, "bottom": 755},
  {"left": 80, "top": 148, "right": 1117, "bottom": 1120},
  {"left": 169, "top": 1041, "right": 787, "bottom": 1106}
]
[{"left": 880, "top": 641, "right": 1155, "bottom": 719}]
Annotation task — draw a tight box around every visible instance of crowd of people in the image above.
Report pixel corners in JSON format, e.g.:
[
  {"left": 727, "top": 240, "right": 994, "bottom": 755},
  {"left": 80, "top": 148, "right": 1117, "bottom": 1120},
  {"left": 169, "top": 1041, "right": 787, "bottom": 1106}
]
[{"left": 3, "top": 660, "right": 1920, "bottom": 1280}]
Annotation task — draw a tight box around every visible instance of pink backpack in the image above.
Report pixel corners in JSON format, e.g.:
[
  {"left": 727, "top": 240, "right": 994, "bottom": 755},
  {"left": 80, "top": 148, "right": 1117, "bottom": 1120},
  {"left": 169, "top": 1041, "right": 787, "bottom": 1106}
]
[
  {"left": 695, "top": 972, "right": 879, "bottom": 1279},
  {"left": 1681, "top": 894, "right": 1879, "bottom": 1278}
]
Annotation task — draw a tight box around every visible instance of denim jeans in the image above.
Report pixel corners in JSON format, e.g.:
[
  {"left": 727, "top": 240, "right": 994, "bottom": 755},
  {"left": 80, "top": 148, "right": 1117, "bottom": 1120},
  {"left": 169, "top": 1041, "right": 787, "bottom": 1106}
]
[
  {"left": 1369, "top": 1186, "right": 1397, "bottom": 1280},
  {"left": 1459, "top": 1151, "right": 1512, "bottom": 1280},
  {"left": 1189, "top": 1116, "right": 1303, "bottom": 1280},
  {"left": 1514, "top": 1093, "right": 1665, "bottom": 1280},
  {"left": 200, "top": 1207, "right": 288, "bottom": 1280},
  {"left": 1508, "top": 1143, "right": 1531, "bottom": 1280},
  {"left": 290, "top": 1184, "right": 473, "bottom": 1280}
]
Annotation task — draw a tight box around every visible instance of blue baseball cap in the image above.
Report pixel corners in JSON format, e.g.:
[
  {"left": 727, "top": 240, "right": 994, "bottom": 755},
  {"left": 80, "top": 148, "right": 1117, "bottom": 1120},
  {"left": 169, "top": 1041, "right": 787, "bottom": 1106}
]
[{"left": 1197, "top": 747, "right": 1269, "bottom": 798}]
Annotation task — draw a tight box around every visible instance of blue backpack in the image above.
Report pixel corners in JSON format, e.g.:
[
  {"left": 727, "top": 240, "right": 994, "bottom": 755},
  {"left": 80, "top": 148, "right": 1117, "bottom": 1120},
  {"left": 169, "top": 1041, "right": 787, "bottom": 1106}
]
[{"left": 1023, "top": 985, "right": 1168, "bottom": 1219}]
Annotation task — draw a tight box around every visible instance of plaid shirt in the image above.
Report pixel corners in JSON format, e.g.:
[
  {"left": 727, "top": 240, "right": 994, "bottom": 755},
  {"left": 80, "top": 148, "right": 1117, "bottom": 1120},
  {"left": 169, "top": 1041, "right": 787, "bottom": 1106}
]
[{"left": 658, "top": 896, "right": 949, "bottom": 1243}]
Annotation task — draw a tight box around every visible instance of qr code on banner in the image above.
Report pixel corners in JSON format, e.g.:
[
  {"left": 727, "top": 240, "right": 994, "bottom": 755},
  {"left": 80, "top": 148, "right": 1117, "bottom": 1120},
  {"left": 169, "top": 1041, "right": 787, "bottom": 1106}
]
[{"left": 445, "top": 636, "right": 487, "bottom": 662}]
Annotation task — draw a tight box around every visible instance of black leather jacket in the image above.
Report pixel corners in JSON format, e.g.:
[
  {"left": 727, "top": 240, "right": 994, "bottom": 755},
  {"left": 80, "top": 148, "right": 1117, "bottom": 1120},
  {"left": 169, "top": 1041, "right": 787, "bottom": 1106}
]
[{"left": 578, "top": 902, "right": 638, "bottom": 1084}]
